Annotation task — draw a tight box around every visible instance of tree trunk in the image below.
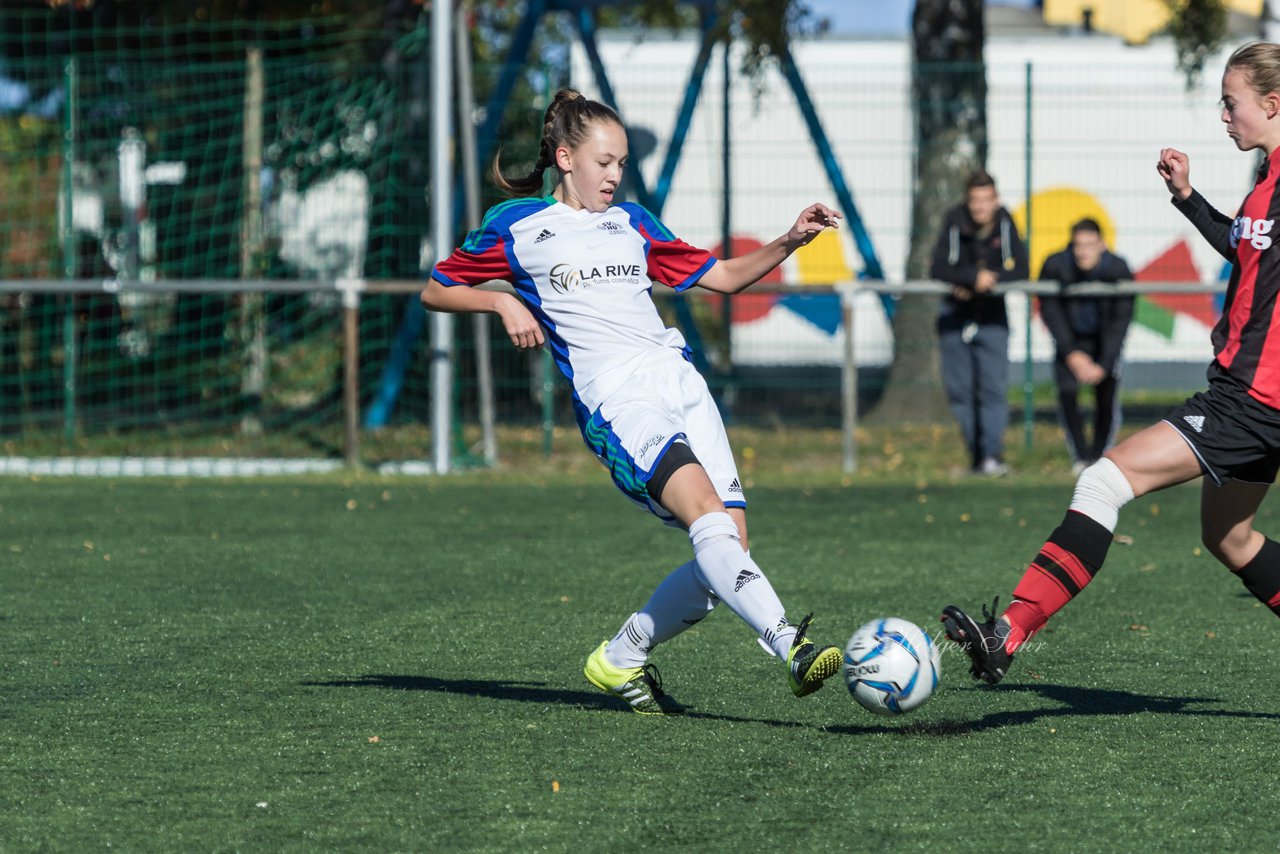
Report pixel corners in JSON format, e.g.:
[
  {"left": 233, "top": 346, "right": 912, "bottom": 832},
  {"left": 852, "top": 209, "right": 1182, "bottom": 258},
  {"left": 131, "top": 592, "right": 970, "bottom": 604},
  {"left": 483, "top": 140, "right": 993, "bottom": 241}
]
[{"left": 870, "top": 0, "right": 987, "bottom": 422}]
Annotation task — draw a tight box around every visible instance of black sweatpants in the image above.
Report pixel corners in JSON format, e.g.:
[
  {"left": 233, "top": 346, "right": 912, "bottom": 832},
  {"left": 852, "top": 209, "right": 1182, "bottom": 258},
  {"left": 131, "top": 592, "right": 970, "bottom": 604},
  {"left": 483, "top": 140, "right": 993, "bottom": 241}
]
[{"left": 1053, "top": 336, "right": 1120, "bottom": 464}]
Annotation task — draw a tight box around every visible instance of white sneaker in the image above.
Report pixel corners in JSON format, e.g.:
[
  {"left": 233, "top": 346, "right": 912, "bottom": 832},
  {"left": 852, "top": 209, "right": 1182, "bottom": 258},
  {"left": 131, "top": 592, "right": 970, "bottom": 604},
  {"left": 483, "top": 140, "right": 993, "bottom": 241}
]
[{"left": 976, "top": 457, "right": 1009, "bottom": 477}]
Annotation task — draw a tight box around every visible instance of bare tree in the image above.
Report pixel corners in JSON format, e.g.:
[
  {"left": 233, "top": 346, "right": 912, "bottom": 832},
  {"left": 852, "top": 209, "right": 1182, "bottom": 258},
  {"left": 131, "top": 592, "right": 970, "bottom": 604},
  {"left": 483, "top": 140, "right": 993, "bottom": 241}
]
[{"left": 871, "top": 0, "right": 987, "bottom": 421}]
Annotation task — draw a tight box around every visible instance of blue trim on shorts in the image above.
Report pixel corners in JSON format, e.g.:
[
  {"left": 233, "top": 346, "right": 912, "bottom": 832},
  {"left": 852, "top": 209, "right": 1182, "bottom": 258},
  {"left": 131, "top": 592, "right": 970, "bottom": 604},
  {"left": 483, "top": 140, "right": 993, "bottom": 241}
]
[
  {"left": 572, "top": 393, "right": 746, "bottom": 519},
  {"left": 573, "top": 398, "right": 651, "bottom": 504},
  {"left": 650, "top": 434, "right": 687, "bottom": 469}
]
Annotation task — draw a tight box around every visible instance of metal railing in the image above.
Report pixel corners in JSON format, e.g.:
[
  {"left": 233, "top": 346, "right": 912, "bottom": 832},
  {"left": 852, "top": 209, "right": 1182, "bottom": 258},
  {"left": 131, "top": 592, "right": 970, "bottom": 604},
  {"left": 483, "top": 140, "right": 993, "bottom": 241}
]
[{"left": 0, "top": 277, "right": 1226, "bottom": 474}]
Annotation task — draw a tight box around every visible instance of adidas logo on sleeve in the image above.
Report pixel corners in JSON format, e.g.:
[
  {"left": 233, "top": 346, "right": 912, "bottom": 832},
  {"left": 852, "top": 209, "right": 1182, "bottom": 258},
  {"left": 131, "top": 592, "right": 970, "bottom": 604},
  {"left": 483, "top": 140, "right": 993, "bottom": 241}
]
[{"left": 1184, "top": 414, "right": 1205, "bottom": 433}]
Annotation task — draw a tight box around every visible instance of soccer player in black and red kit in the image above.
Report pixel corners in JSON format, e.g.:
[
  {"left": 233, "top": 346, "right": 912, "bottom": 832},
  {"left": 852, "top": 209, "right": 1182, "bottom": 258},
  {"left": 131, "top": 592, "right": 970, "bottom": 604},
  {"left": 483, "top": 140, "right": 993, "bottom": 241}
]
[{"left": 942, "top": 42, "right": 1280, "bottom": 685}]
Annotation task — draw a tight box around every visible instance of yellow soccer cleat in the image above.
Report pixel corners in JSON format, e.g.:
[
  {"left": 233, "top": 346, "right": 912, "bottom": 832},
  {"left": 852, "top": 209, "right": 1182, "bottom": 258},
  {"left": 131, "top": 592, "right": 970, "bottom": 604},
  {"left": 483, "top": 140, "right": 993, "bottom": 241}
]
[
  {"left": 786, "top": 613, "right": 842, "bottom": 698},
  {"left": 583, "top": 641, "right": 686, "bottom": 715}
]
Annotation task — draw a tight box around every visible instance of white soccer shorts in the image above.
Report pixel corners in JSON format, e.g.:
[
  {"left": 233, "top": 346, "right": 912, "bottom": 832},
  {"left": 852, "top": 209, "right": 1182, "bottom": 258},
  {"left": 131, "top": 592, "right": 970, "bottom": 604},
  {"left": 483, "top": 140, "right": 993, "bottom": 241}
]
[{"left": 575, "top": 348, "right": 745, "bottom": 526}]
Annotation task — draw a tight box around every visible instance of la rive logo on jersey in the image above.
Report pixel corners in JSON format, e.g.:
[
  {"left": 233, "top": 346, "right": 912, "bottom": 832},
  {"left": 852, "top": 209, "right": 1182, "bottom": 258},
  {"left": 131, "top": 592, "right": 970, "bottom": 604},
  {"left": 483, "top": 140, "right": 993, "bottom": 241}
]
[
  {"left": 547, "top": 262, "right": 642, "bottom": 294},
  {"left": 1231, "top": 215, "right": 1274, "bottom": 250}
]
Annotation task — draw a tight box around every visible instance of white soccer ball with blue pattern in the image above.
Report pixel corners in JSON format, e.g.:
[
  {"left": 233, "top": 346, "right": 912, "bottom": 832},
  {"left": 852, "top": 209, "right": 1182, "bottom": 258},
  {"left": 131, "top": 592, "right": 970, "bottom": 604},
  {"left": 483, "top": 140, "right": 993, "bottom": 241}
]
[{"left": 843, "top": 617, "right": 941, "bottom": 715}]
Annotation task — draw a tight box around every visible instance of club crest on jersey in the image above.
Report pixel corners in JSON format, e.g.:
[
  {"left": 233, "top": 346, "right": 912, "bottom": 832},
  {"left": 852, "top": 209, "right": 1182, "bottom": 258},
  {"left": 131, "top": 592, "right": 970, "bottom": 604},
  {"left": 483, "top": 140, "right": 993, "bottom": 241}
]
[
  {"left": 548, "top": 262, "right": 642, "bottom": 294},
  {"left": 1231, "top": 215, "right": 1273, "bottom": 250}
]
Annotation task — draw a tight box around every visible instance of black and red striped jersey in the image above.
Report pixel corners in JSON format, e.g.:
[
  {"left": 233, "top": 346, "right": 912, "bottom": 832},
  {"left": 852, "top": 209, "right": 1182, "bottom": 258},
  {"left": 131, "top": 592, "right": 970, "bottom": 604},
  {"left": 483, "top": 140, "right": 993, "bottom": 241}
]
[{"left": 1174, "top": 150, "right": 1280, "bottom": 409}]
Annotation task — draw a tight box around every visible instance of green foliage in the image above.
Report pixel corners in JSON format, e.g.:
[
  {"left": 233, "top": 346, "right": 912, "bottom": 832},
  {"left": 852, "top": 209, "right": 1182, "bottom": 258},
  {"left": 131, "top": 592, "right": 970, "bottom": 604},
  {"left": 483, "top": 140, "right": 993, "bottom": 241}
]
[
  {"left": 605, "top": 0, "right": 820, "bottom": 94},
  {"left": 0, "top": 475, "right": 1276, "bottom": 848},
  {"left": 264, "top": 72, "right": 395, "bottom": 193},
  {"left": 0, "top": 116, "right": 61, "bottom": 278},
  {"left": 1165, "top": 0, "right": 1228, "bottom": 90}
]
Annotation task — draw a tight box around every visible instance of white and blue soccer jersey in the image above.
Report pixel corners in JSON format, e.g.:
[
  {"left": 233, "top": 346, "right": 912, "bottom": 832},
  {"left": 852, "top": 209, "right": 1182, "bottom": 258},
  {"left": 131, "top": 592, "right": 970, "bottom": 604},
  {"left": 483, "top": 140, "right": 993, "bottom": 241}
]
[
  {"left": 432, "top": 196, "right": 744, "bottom": 521},
  {"left": 431, "top": 197, "right": 716, "bottom": 413}
]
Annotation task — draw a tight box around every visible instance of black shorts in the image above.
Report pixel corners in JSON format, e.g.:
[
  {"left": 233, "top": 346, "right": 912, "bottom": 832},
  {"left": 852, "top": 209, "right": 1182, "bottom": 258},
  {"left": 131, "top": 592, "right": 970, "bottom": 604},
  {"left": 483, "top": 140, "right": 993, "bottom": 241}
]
[{"left": 1164, "top": 379, "right": 1280, "bottom": 485}]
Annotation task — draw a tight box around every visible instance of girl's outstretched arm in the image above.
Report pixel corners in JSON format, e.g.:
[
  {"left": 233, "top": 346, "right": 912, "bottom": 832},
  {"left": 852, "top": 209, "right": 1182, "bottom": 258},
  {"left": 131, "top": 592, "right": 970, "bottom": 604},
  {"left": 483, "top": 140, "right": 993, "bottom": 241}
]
[{"left": 696, "top": 203, "right": 841, "bottom": 294}]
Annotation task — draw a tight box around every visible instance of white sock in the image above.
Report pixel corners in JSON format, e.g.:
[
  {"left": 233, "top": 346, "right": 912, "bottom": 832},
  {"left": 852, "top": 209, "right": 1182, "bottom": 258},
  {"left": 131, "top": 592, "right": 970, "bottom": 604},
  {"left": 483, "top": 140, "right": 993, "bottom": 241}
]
[
  {"left": 748, "top": 551, "right": 780, "bottom": 657},
  {"left": 604, "top": 560, "right": 719, "bottom": 668},
  {"left": 1069, "top": 458, "right": 1134, "bottom": 532},
  {"left": 689, "top": 511, "right": 795, "bottom": 660}
]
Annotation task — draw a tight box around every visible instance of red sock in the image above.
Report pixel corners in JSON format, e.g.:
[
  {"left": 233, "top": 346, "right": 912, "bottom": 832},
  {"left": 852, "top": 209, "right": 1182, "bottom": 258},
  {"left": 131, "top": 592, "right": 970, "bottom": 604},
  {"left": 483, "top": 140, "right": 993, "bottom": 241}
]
[
  {"left": 1235, "top": 537, "right": 1280, "bottom": 616},
  {"left": 1003, "top": 510, "right": 1113, "bottom": 653}
]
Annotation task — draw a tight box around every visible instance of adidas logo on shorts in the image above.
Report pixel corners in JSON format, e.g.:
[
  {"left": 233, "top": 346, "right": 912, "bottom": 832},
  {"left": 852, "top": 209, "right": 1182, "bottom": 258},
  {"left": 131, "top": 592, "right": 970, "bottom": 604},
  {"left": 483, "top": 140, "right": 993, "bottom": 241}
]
[
  {"left": 534, "top": 229, "right": 555, "bottom": 243},
  {"left": 728, "top": 478, "right": 743, "bottom": 493},
  {"left": 1184, "top": 414, "right": 1205, "bottom": 433},
  {"left": 734, "top": 569, "right": 760, "bottom": 592}
]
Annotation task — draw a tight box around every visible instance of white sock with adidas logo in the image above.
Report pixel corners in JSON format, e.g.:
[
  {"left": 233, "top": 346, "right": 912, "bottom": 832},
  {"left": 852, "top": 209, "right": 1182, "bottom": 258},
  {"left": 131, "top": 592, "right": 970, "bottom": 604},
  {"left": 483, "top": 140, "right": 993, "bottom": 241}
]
[
  {"left": 689, "top": 511, "right": 795, "bottom": 660},
  {"left": 604, "top": 560, "right": 720, "bottom": 669}
]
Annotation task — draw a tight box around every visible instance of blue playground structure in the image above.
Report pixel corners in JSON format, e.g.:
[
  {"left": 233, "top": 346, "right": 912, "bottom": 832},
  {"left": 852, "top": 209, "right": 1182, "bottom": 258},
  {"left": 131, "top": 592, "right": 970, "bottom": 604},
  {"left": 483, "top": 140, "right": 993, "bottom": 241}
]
[{"left": 366, "top": 0, "right": 887, "bottom": 429}]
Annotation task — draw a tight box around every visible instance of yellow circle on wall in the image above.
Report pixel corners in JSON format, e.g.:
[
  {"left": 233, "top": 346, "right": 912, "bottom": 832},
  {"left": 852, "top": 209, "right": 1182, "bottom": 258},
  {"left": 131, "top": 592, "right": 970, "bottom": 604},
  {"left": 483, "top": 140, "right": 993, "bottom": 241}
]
[{"left": 1011, "top": 187, "right": 1116, "bottom": 278}]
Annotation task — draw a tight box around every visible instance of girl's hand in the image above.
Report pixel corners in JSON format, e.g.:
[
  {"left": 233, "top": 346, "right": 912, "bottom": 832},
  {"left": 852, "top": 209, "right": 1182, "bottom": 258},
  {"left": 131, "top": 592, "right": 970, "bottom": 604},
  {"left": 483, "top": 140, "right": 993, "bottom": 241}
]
[
  {"left": 1157, "top": 148, "right": 1192, "bottom": 200},
  {"left": 494, "top": 293, "right": 545, "bottom": 350},
  {"left": 787, "top": 203, "right": 842, "bottom": 248}
]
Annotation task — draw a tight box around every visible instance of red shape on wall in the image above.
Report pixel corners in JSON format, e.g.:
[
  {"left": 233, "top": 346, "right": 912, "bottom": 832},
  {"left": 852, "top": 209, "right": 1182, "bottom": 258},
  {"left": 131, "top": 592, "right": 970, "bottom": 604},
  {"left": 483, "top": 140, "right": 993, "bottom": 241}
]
[
  {"left": 1134, "top": 239, "right": 1218, "bottom": 327},
  {"left": 705, "top": 236, "right": 781, "bottom": 324}
]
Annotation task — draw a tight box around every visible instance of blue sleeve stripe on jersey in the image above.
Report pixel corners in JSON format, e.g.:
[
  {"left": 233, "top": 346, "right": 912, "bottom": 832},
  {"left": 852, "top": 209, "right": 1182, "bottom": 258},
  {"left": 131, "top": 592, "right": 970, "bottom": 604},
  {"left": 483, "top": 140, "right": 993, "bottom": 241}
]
[
  {"left": 640, "top": 204, "right": 676, "bottom": 241},
  {"left": 620, "top": 203, "right": 657, "bottom": 274},
  {"left": 620, "top": 202, "right": 676, "bottom": 241},
  {"left": 461, "top": 197, "right": 550, "bottom": 254},
  {"left": 672, "top": 256, "right": 717, "bottom": 292},
  {"left": 430, "top": 268, "right": 468, "bottom": 287},
  {"left": 500, "top": 231, "right": 575, "bottom": 382},
  {"left": 519, "top": 295, "right": 574, "bottom": 381}
]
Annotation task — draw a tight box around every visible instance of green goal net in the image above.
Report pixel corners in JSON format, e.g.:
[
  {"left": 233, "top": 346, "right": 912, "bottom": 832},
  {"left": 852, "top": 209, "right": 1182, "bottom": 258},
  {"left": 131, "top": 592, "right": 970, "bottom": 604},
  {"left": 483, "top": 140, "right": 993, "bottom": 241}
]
[{"left": 0, "top": 9, "right": 522, "bottom": 474}]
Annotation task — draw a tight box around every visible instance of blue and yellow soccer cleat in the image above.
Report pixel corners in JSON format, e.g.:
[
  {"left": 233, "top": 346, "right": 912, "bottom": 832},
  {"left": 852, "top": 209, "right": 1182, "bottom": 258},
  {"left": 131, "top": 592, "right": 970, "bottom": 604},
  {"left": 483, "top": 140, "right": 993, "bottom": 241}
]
[
  {"left": 583, "top": 641, "right": 686, "bottom": 715},
  {"left": 786, "top": 613, "right": 843, "bottom": 697}
]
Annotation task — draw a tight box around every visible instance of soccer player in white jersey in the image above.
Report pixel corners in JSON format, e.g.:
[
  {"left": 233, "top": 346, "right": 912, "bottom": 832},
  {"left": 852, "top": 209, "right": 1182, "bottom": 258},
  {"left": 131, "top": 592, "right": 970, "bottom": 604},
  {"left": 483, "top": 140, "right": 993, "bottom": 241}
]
[{"left": 424, "top": 88, "right": 844, "bottom": 715}]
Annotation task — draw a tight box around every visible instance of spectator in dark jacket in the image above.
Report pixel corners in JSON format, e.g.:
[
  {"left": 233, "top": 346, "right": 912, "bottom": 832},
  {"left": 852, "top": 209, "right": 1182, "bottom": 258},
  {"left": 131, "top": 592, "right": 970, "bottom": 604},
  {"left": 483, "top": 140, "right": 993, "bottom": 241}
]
[
  {"left": 1038, "top": 218, "right": 1135, "bottom": 471},
  {"left": 930, "top": 170, "right": 1030, "bottom": 476}
]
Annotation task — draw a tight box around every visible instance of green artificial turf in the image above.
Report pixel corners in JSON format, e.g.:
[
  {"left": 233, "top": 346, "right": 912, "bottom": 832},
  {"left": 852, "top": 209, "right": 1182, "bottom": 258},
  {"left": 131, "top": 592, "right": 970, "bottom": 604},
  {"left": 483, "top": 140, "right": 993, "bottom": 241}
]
[{"left": 1, "top": 474, "right": 1275, "bottom": 850}]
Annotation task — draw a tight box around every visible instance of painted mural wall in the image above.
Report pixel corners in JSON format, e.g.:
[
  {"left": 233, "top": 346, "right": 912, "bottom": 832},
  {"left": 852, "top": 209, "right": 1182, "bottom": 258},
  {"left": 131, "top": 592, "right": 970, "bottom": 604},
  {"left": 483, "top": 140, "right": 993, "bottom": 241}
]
[{"left": 570, "top": 34, "right": 1246, "bottom": 374}]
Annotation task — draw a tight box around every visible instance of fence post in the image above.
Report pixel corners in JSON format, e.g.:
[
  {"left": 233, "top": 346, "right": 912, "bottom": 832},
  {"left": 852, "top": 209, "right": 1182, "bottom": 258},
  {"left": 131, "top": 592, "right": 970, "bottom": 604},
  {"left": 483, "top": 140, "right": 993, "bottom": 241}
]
[
  {"left": 430, "top": 0, "right": 454, "bottom": 474},
  {"left": 455, "top": 0, "right": 497, "bottom": 467},
  {"left": 241, "top": 46, "right": 266, "bottom": 436},
  {"left": 719, "top": 36, "right": 735, "bottom": 415},
  {"left": 61, "top": 56, "right": 78, "bottom": 443},
  {"left": 1022, "top": 60, "right": 1035, "bottom": 451},
  {"left": 838, "top": 281, "right": 858, "bottom": 474},
  {"left": 340, "top": 279, "right": 364, "bottom": 468}
]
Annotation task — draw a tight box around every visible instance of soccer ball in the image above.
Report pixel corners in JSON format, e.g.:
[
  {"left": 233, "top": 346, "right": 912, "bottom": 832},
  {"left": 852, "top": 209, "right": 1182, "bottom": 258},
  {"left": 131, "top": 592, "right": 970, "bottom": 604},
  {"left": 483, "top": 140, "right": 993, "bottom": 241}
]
[{"left": 843, "top": 617, "right": 941, "bottom": 715}]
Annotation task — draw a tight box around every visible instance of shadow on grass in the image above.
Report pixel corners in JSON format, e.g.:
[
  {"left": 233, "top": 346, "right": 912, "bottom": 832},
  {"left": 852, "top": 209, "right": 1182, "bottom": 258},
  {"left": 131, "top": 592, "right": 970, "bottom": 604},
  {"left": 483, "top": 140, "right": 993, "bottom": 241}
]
[
  {"left": 305, "top": 673, "right": 825, "bottom": 727},
  {"left": 848, "top": 682, "right": 1280, "bottom": 738},
  {"left": 302, "top": 674, "right": 623, "bottom": 711},
  {"left": 303, "top": 675, "right": 1280, "bottom": 735}
]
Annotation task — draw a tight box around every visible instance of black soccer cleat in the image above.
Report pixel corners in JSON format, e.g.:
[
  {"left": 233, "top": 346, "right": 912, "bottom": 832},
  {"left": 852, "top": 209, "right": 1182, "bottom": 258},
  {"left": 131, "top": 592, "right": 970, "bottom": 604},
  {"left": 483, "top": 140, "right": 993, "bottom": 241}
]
[{"left": 940, "top": 598, "right": 1013, "bottom": 685}]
